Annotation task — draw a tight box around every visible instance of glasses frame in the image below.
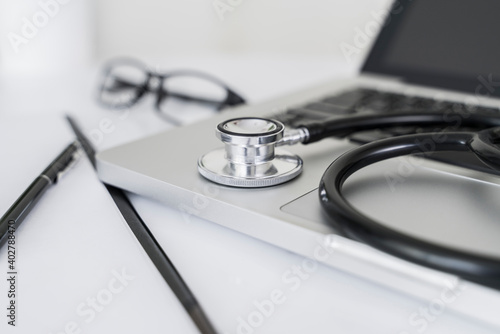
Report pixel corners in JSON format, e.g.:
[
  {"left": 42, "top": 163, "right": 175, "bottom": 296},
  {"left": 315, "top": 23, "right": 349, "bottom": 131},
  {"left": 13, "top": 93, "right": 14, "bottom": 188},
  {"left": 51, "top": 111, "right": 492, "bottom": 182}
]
[{"left": 98, "top": 58, "right": 246, "bottom": 125}]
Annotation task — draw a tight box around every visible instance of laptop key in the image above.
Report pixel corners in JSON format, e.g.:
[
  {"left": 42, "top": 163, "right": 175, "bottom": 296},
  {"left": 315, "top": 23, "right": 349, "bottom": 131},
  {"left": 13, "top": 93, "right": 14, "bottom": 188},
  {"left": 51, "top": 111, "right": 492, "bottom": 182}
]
[
  {"left": 288, "top": 108, "right": 333, "bottom": 120},
  {"left": 322, "top": 89, "right": 373, "bottom": 109},
  {"left": 390, "top": 95, "right": 421, "bottom": 110},
  {"left": 302, "top": 102, "right": 353, "bottom": 115},
  {"left": 475, "top": 106, "right": 500, "bottom": 115},
  {"left": 358, "top": 99, "right": 392, "bottom": 113},
  {"left": 414, "top": 97, "right": 439, "bottom": 109}
]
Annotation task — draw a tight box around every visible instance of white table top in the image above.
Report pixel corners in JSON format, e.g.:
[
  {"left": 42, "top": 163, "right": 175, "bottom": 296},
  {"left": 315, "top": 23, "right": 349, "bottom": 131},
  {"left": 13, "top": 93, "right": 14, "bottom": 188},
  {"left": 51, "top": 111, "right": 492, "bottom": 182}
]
[{"left": 1, "top": 55, "right": 499, "bottom": 334}]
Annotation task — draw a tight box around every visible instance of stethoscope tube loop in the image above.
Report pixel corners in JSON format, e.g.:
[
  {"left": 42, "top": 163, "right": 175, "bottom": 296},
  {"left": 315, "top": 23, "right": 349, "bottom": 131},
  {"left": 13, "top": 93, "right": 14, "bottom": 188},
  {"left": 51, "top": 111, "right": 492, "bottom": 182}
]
[{"left": 319, "top": 130, "right": 500, "bottom": 289}]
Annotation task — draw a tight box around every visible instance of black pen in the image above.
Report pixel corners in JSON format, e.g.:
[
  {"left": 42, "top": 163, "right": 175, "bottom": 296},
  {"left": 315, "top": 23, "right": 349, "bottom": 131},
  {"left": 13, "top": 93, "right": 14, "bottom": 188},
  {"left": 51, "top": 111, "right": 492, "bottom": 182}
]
[
  {"left": 0, "top": 142, "right": 80, "bottom": 247},
  {"left": 66, "top": 115, "right": 218, "bottom": 334}
]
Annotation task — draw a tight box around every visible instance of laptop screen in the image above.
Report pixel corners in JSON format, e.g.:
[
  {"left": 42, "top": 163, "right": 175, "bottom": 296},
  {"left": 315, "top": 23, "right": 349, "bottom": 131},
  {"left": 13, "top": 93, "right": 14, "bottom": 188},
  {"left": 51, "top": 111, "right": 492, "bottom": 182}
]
[{"left": 362, "top": 0, "right": 500, "bottom": 98}]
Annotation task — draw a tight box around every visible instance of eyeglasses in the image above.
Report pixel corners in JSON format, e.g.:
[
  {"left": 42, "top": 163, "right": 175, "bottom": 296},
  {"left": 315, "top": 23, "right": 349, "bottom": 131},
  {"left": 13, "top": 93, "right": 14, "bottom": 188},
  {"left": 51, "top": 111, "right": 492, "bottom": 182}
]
[{"left": 98, "top": 58, "right": 246, "bottom": 125}]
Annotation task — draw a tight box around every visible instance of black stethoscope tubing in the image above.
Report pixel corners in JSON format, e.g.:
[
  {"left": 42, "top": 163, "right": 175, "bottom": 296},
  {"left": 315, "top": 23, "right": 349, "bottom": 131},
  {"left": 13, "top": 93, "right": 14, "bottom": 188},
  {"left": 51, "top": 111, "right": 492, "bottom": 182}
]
[
  {"left": 308, "top": 110, "right": 500, "bottom": 289},
  {"left": 299, "top": 110, "right": 500, "bottom": 143}
]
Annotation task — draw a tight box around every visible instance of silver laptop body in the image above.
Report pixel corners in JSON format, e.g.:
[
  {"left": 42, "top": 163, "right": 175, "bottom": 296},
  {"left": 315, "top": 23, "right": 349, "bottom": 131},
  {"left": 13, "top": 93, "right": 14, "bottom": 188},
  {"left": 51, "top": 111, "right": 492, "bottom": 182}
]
[{"left": 96, "top": 0, "right": 500, "bottom": 326}]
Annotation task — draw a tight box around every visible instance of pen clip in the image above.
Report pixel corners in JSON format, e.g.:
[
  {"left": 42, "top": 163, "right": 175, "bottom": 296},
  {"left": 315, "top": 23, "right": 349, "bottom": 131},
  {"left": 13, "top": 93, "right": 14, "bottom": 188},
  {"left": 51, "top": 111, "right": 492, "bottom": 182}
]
[
  {"left": 55, "top": 142, "right": 82, "bottom": 182},
  {"left": 42, "top": 141, "right": 82, "bottom": 183}
]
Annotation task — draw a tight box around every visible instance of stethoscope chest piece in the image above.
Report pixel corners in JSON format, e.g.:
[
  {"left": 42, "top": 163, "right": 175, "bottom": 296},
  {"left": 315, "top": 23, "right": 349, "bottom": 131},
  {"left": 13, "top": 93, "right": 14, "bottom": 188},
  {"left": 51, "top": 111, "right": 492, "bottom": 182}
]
[{"left": 198, "top": 118, "right": 303, "bottom": 187}]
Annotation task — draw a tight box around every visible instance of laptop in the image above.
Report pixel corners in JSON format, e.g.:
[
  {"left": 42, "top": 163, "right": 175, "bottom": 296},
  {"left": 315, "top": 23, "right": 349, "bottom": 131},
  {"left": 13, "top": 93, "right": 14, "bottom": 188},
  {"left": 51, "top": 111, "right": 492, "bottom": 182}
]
[{"left": 96, "top": 0, "right": 500, "bottom": 326}]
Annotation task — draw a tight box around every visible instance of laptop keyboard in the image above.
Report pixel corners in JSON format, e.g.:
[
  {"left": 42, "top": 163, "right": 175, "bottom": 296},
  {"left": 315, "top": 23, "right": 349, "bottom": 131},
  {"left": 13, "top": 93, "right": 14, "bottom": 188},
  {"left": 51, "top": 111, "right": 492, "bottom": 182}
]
[{"left": 270, "top": 88, "right": 500, "bottom": 174}]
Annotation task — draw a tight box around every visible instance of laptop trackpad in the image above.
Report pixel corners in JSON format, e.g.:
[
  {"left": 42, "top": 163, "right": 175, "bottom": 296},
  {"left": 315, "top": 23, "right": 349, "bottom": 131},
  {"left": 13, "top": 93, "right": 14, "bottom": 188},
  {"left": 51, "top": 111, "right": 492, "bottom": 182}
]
[{"left": 281, "top": 158, "right": 500, "bottom": 259}]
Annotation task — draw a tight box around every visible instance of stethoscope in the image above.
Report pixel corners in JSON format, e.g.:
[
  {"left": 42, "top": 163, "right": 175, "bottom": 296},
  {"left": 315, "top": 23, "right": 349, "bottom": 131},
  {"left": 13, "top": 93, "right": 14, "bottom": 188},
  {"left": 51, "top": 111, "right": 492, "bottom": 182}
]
[{"left": 198, "top": 111, "right": 500, "bottom": 289}]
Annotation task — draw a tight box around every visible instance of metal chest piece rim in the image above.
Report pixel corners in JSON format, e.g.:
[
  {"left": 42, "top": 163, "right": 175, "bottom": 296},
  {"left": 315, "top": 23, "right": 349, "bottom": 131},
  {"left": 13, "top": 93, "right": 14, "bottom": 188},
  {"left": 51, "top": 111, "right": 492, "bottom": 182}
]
[{"left": 198, "top": 117, "right": 303, "bottom": 188}]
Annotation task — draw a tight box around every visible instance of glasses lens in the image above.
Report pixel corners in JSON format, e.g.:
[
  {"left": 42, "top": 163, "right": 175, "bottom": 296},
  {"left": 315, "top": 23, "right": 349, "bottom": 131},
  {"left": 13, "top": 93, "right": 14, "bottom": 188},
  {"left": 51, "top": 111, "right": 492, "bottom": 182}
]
[
  {"left": 157, "top": 75, "right": 228, "bottom": 124},
  {"left": 100, "top": 62, "right": 148, "bottom": 108}
]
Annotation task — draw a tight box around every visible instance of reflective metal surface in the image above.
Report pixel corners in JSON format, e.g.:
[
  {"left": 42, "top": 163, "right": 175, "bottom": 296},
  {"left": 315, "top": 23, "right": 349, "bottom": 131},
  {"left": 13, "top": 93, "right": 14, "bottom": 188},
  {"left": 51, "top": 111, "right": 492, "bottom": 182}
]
[
  {"left": 198, "top": 117, "right": 303, "bottom": 187},
  {"left": 198, "top": 148, "right": 303, "bottom": 187}
]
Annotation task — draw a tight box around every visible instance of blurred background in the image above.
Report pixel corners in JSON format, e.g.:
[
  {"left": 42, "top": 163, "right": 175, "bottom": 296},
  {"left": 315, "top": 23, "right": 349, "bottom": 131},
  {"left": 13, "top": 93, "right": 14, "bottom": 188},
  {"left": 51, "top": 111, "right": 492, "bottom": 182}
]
[{"left": 0, "top": 0, "right": 391, "bottom": 74}]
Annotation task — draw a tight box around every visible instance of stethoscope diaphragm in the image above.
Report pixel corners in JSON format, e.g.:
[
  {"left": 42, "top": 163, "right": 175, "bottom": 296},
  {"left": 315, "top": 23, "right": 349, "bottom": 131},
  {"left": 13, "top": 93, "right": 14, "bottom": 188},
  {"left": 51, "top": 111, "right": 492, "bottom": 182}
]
[{"left": 197, "top": 118, "right": 303, "bottom": 187}]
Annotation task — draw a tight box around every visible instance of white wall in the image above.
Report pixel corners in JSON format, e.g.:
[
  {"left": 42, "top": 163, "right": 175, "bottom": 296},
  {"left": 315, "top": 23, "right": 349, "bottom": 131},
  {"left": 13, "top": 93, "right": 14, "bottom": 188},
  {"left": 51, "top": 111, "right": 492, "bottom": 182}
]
[
  {"left": 0, "top": 0, "right": 94, "bottom": 73},
  {"left": 96, "top": 0, "right": 391, "bottom": 61},
  {"left": 0, "top": 0, "right": 392, "bottom": 73}
]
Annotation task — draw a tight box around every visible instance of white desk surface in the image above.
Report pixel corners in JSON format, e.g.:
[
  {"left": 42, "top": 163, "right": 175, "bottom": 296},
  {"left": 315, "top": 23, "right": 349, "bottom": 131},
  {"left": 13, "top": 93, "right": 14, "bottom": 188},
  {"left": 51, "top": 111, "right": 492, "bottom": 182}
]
[{"left": 1, "top": 55, "right": 499, "bottom": 334}]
